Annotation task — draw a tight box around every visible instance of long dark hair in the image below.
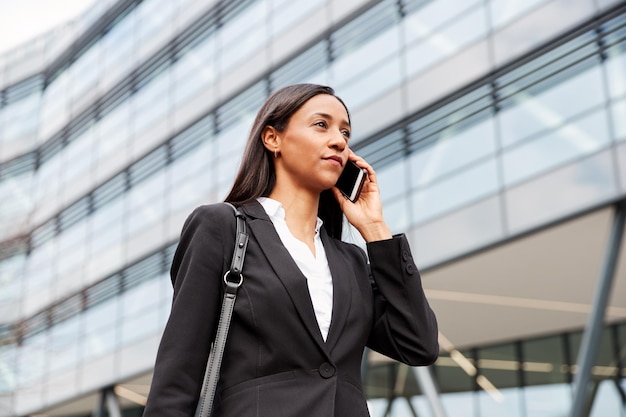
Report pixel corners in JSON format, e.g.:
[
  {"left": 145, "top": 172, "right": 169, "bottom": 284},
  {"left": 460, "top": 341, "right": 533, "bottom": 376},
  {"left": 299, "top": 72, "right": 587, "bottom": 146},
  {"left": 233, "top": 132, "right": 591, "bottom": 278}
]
[{"left": 224, "top": 84, "right": 350, "bottom": 239}]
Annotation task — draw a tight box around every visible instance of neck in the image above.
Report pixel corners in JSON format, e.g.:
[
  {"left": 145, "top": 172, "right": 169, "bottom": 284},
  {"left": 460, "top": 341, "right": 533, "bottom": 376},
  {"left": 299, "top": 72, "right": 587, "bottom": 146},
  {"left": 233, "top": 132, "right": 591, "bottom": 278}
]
[{"left": 268, "top": 186, "right": 320, "bottom": 240}]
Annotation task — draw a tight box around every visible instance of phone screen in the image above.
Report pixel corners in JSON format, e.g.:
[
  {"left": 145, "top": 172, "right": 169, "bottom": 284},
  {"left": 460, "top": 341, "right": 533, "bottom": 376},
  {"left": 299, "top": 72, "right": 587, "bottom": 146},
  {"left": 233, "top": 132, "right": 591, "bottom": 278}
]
[{"left": 335, "top": 160, "right": 366, "bottom": 202}]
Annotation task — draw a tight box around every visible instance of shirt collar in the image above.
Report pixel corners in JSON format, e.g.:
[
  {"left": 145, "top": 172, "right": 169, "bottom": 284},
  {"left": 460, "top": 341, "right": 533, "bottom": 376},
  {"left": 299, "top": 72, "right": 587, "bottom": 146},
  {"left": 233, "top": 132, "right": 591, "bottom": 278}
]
[{"left": 257, "top": 197, "right": 323, "bottom": 234}]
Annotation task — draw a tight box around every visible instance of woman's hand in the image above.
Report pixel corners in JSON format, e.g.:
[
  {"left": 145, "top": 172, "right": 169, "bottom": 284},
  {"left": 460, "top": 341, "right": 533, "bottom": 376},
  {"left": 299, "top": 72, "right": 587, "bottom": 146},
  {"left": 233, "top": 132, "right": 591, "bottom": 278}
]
[{"left": 332, "top": 151, "right": 392, "bottom": 242}]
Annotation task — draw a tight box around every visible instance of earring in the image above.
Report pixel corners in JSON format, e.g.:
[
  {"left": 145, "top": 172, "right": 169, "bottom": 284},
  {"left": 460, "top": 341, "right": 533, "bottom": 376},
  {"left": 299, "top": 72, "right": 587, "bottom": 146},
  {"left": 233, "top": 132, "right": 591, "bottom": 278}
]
[{"left": 274, "top": 148, "right": 279, "bottom": 158}]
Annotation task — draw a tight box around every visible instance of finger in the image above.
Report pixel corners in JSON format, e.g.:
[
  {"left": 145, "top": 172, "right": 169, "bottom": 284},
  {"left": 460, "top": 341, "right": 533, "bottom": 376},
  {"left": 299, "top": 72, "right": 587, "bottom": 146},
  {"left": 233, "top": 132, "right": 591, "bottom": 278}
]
[{"left": 331, "top": 187, "right": 348, "bottom": 208}]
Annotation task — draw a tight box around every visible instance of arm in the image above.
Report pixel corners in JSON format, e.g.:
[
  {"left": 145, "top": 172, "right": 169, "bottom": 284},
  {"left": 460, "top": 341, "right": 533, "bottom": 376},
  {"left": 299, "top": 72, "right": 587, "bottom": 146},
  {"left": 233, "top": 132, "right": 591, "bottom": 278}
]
[
  {"left": 332, "top": 153, "right": 438, "bottom": 365},
  {"left": 143, "top": 204, "right": 233, "bottom": 417},
  {"left": 366, "top": 234, "right": 439, "bottom": 366}
]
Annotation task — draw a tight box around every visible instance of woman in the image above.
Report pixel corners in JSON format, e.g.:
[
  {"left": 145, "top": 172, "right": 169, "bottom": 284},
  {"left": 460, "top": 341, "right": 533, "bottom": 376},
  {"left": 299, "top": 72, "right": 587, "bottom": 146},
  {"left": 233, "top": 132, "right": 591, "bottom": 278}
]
[{"left": 143, "top": 84, "right": 438, "bottom": 417}]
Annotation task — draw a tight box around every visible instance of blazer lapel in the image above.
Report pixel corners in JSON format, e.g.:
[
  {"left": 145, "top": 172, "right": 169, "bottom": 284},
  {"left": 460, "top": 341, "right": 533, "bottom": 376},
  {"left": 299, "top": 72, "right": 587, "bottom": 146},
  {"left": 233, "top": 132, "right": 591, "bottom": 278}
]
[
  {"left": 240, "top": 202, "right": 329, "bottom": 353},
  {"left": 321, "top": 229, "right": 353, "bottom": 351}
]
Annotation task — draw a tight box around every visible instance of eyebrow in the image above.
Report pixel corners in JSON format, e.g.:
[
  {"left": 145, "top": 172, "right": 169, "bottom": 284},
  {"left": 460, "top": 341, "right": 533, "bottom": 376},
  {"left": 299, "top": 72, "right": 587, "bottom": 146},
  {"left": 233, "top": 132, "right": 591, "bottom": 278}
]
[{"left": 311, "top": 112, "right": 351, "bottom": 128}]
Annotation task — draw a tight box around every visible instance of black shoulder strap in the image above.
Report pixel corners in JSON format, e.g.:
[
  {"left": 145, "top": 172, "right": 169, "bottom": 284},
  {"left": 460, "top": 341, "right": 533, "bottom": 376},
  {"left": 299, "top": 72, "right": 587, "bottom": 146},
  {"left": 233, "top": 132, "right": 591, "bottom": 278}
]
[
  {"left": 195, "top": 203, "right": 248, "bottom": 417},
  {"left": 224, "top": 202, "right": 248, "bottom": 290}
]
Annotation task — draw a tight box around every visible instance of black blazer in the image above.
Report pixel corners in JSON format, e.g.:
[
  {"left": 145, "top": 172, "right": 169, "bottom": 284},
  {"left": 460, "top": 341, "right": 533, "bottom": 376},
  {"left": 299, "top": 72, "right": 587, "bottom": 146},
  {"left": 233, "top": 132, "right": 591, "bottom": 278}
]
[{"left": 143, "top": 201, "right": 438, "bottom": 417}]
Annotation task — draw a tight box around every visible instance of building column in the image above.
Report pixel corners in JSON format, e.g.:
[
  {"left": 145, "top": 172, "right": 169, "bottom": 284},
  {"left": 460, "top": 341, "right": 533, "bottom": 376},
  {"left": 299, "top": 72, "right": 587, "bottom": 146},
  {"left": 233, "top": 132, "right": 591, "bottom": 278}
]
[
  {"left": 570, "top": 202, "right": 626, "bottom": 417},
  {"left": 413, "top": 366, "right": 447, "bottom": 417},
  {"left": 93, "top": 386, "right": 122, "bottom": 417}
]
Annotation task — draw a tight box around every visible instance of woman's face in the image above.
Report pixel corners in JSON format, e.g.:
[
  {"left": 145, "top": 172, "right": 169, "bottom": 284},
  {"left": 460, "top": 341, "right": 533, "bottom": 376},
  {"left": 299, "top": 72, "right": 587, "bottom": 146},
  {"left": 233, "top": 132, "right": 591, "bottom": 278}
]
[{"left": 273, "top": 94, "right": 351, "bottom": 194}]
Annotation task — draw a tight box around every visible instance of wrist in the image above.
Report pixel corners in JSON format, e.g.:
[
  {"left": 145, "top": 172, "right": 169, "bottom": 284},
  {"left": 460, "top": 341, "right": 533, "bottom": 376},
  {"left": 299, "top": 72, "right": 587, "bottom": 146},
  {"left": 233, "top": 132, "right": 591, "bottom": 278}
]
[{"left": 358, "top": 221, "right": 392, "bottom": 242}]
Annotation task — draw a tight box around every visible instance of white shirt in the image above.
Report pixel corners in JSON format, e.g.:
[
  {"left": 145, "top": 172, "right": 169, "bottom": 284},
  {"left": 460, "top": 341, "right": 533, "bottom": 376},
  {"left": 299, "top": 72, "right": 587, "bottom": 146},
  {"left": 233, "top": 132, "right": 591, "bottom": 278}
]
[{"left": 257, "top": 198, "right": 333, "bottom": 341}]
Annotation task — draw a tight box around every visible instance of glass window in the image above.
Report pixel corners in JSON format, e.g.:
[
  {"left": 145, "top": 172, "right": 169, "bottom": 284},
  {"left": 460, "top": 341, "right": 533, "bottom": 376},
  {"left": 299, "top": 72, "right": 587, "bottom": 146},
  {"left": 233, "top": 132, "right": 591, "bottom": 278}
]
[
  {"left": 0, "top": 254, "right": 25, "bottom": 303},
  {"left": 589, "top": 379, "right": 624, "bottom": 417},
  {"left": 170, "top": 139, "right": 213, "bottom": 185},
  {"left": 411, "top": 158, "right": 499, "bottom": 224},
  {"left": 403, "top": 0, "right": 482, "bottom": 45},
  {"left": 0, "top": 344, "right": 17, "bottom": 392},
  {"left": 408, "top": 117, "right": 496, "bottom": 187},
  {"left": 0, "top": 172, "right": 35, "bottom": 231},
  {"left": 35, "top": 151, "right": 63, "bottom": 202},
  {"left": 524, "top": 383, "right": 571, "bottom": 416},
  {"left": 102, "top": 10, "right": 136, "bottom": 83},
  {"left": 172, "top": 33, "right": 218, "bottom": 107},
  {"left": 604, "top": 43, "right": 626, "bottom": 99},
  {"left": 25, "top": 238, "right": 56, "bottom": 289},
  {"left": 612, "top": 97, "right": 626, "bottom": 141},
  {"left": 62, "top": 124, "right": 95, "bottom": 183},
  {"left": 48, "top": 316, "right": 81, "bottom": 373},
  {"left": 332, "top": 26, "right": 400, "bottom": 87},
  {"left": 70, "top": 41, "right": 102, "bottom": 102},
  {"left": 96, "top": 100, "right": 131, "bottom": 159},
  {"left": 132, "top": 68, "right": 171, "bottom": 133},
  {"left": 377, "top": 159, "right": 408, "bottom": 202},
  {"left": 40, "top": 71, "right": 70, "bottom": 137},
  {"left": 505, "top": 150, "right": 616, "bottom": 233},
  {"left": 614, "top": 141, "right": 626, "bottom": 193},
  {"left": 412, "top": 196, "right": 503, "bottom": 266},
  {"left": 502, "top": 109, "right": 611, "bottom": 186},
  {"left": 81, "top": 299, "right": 119, "bottom": 360},
  {"left": 135, "top": 0, "right": 175, "bottom": 43},
  {"left": 170, "top": 173, "right": 214, "bottom": 213},
  {"left": 489, "top": 0, "right": 547, "bottom": 30},
  {"left": 498, "top": 63, "right": 606, "bottom": 148},
  {"left": 57, "top": 218, "right": 88, "bottom": 275},
  {"left": 127, "top": 170, "right": 166, "bottom": 236},
  {"left": 336, "top": 54, "right": 401, "bottom": 109},
  {"left": 17, "top": 332, "right": 47, "bottom": 385},
  {"left": 121, "top": 308, "right": 160, "bottom": 346},
  {"left": 1, "top": 93, "right": 40, "bottom": 142},
  {"left": 270, "top": 0, "right": 324, "bottom": 37},
  {"left": 90, "top": 196, "right": 125, "bottom": 253},
  {"left": 405, "top": 6, "right": 488, "bottom": 77},
  {"left": 218, "top": 1, "right": 269, "bottom": 72},
  {"left": 477, "top": 345, "right": 522, "bottom": 416}
]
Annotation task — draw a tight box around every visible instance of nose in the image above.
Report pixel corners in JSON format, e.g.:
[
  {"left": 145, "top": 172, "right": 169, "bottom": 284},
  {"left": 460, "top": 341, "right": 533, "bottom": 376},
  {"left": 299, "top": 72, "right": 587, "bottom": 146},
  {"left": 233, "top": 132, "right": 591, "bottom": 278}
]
[{"left": 329, "top": 131, "right": 347, "bottom": 152}]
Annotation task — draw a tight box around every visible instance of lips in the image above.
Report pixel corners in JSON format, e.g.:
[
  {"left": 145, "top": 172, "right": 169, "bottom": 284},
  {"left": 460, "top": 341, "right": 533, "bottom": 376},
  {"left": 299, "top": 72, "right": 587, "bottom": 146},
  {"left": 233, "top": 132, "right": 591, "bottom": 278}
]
[{"left": 325, "top": 155, "right": 343, "bottom": 167}]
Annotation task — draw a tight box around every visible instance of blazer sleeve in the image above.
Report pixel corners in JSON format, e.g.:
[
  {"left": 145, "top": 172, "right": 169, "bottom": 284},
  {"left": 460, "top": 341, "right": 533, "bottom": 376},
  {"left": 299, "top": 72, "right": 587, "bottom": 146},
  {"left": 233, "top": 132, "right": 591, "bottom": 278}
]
[
  {"left": 143, "top": 204, "right": 234, "bottom": 417},
  {"left": 365, "top": 233, "right": 439, "bottom": 366}
]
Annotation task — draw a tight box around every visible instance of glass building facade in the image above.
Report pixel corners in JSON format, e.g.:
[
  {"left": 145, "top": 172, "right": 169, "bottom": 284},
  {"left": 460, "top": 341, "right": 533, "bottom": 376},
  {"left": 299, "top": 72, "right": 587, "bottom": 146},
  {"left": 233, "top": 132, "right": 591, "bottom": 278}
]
[{"left": 0, "top": 0, "right": 625, "bottom": 415}]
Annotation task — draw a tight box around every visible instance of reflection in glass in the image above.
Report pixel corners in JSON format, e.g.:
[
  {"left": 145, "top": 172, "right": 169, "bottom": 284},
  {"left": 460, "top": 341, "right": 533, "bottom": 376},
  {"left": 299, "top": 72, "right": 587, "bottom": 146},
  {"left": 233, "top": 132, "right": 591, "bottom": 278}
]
[
  {"left": 17, "top": 332, "right": 47, "bottom": 385},
  {"left": 405, "top": 7, "right": 488, "bottom": 77},
  {"left": 477, "top": 345, "right": 522, "bottom": 417},
  {"left": 82, "top": 299, "right": 118, "bottom": 361},
  {"left": 604, "top": 43, "right": 626, "bottom": 99},
  {"left": 270, "top": 0, "right": 323, "bottom": 36},
  {"left": 48, "top": 316, "right": 80, "bottom": 374},
  {"left": 502, "top": 109, "right": 610, "bottom": 185},
  {"left": 218, "top": 1, "right": 268, "bottom": 72},
  {"left": 489, "top": 0, "right": 547, "bottom": 29},
  {"left": 408, "top": 118, "right": 496, "bottom": 187},
  {"left": 612, "top": 98, "right": 626, "bottom": 141},
  {"left": 505, "top": 151, "right": 616, "bottom": 232},
  {"left": 1, "top": 93, "right": 40, "bottom": 143},
  {"left": 412, "top": 158, "right": 498, "bottom": 224},
  {"left": 498, "top": 64, "right": 605, "bottom": 148},
  {"left": 172, "top": 33, "right": 217, "bottom": 107}
]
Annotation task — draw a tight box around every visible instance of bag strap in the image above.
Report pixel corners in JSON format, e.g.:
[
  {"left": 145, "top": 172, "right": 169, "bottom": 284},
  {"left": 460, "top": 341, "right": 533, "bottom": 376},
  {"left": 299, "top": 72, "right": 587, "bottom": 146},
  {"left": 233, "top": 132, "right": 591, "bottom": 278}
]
[{"left": 195, "top": 203, "right": 248, "bottom": 417}]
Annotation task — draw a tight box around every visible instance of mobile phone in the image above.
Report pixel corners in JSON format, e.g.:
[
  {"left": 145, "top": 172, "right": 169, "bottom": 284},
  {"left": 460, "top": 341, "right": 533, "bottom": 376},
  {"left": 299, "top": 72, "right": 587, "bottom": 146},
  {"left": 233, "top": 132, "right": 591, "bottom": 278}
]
[{"left": 335, "top": 160, "right": 366, "bottom": 202}]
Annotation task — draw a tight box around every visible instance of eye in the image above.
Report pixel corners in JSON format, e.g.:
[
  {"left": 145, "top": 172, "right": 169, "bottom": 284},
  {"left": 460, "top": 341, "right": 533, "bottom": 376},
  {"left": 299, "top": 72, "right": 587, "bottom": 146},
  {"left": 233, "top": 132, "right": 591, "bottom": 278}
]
[
  {"left": 341, "top": 129, "right": 351, "bottom": 140},
  {"left": 314, "top": 121, "right": 328, "bottom": 128}
]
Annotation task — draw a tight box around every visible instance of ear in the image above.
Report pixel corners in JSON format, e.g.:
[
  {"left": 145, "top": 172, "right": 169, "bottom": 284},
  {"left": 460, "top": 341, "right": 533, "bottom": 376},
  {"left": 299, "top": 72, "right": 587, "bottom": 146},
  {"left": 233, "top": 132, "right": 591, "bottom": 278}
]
[{"left": 261, "top": 125, "right": 280, "bottom": 152}]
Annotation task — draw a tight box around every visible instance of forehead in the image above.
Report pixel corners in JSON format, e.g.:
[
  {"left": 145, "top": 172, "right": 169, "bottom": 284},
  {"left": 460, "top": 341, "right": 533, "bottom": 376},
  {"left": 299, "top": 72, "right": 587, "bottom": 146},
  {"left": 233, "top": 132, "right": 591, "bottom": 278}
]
[{"left": 296, "top": 94, "right": 350, "bottom": 123}]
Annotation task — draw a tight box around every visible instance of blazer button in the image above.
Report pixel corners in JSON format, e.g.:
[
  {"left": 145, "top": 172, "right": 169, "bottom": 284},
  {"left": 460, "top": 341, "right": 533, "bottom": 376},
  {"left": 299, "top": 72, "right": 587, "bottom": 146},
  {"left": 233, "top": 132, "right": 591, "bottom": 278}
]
[
  {"left": 319, "top": 362, "right": 336, "bottom": 378},
  {"left": 402, "top": 250, "right": 409, "bottom": 261},
  {"left": 406, "top": 263, "right": 415, "bottom": 275}
]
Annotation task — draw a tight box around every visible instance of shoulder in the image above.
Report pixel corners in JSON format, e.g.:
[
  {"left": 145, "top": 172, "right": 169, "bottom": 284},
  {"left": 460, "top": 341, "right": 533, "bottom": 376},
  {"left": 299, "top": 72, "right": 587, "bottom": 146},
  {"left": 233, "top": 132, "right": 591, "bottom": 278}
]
[
  {"left": 183, "top": 203, "right": 236, "bottom": 228},
  {"left": 177, "top": 203, "right": 238, "bottom": 245}
]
